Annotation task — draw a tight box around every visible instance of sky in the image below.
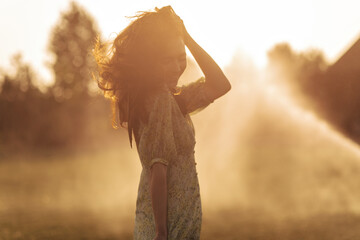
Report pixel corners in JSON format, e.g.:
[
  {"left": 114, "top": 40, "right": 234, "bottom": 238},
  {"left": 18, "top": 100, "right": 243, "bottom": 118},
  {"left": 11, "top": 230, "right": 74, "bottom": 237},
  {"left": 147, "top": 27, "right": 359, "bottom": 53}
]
[{"left": 0, "top": 0, "right": 359, "bottom": 84}]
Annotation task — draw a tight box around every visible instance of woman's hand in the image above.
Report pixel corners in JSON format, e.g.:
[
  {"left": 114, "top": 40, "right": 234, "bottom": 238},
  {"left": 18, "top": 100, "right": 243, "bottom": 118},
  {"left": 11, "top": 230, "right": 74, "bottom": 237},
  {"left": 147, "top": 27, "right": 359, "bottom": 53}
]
[
  {"left": 178, "top": 18, "right": 190, "bottom": 44},
  {"left": 173, "top": 15, "right": 188, "bottom": 39},
  {"left": 167, "top": 6, "right": 190, "bottom": 43},
  {"left": 169, "top": 7, "right": 232, "bottom": 100}
]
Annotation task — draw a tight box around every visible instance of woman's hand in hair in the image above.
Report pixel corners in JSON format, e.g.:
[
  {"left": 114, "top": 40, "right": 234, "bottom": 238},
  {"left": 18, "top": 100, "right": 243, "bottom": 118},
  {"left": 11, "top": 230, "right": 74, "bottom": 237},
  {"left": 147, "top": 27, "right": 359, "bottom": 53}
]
[
  {"left": 168, "top": 7, "right": 190, "bottom": 43},
  {"left": 178, "top": 18, "right": 190, "bottom": 43}
]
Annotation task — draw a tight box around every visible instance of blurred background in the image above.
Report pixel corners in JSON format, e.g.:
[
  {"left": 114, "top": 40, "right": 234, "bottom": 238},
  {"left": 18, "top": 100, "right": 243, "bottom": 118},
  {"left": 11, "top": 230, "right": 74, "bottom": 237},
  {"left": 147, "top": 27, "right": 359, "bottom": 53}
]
[{"left": 1, "top": 0, "right": 360, "bottom": 239}]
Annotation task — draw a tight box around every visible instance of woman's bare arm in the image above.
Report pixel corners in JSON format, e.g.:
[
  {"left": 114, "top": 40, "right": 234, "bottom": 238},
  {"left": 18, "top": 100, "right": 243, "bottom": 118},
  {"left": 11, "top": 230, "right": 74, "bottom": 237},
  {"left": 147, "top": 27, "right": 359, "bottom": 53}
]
[
  {"left": 182, "top": 23, "right": 231, "bottom": 100},
  {"left": 150, "top": 163, "right": 168, "bottom": 238}
]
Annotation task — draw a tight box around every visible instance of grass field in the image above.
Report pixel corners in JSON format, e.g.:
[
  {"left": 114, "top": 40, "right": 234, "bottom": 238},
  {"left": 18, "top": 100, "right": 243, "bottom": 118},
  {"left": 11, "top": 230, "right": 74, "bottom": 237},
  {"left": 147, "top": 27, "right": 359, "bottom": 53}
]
[
  {"left": 1, "top": 146, "right": 360, "bottom": 240},
  {"left": 1, "top": 207, "right": 360, "bottom": 239}
]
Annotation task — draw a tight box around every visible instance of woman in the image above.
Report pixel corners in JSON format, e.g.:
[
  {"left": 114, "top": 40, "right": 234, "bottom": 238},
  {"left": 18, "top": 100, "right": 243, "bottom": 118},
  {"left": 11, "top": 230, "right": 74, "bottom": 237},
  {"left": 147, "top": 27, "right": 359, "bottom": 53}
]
[{"left": 93, "top": 6, "right": 231, "bottom": 240}]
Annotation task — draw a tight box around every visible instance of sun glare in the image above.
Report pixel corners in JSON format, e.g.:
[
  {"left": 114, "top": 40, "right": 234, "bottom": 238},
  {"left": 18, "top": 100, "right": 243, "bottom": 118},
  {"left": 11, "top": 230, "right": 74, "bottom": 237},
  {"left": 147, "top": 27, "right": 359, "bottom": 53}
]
[{"left": 163, "top": 0, "right": 316, "bottom": 69}]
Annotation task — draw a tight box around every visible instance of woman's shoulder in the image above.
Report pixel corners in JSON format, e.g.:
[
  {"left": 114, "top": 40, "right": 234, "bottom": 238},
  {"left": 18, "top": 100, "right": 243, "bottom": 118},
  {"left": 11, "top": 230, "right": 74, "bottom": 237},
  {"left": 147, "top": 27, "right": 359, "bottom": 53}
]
[
  {"left": 171, "top": 77, "right": 214, "bottom": 115},
  {"left": 146, "top": 83, "right": 172, "bottom": 102},
  {"left": 137, "top": 85, "right": 175, "bottom": 135},
  {"left": 143, "top": 84, "right": 174, "bottom": 116}
]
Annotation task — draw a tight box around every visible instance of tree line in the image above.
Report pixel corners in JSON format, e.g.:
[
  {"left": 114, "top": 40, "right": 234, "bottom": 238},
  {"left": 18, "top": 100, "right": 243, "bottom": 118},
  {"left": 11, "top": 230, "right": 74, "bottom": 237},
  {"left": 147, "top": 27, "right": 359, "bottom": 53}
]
[
  {"left": 0, "top": 2, "right": 121, "bottom": 152},
  {"left": 1, "top": 1, "right": 358, "bottom": 152}
]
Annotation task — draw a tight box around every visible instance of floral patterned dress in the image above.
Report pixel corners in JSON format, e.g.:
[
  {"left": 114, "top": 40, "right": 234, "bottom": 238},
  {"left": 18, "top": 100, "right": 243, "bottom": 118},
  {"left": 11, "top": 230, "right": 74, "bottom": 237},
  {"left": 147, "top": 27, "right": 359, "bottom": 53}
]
[{"left": 133, "top": 77, "right": 214, "bottom": 240}]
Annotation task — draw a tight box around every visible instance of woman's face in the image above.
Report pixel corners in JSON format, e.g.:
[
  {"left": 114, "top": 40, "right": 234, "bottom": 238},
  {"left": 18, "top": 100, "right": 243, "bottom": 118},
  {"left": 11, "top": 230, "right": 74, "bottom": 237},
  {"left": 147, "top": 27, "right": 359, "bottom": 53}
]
[{"left": 158, "top": 37, "right": 187, "bottom": 89}]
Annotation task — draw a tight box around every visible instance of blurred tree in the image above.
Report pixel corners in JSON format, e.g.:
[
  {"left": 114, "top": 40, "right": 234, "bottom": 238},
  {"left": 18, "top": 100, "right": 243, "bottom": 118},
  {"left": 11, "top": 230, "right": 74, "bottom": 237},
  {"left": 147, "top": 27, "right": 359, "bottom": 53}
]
[
  {"left": 266, "top": 42, "right": 360, "bottom": 143},
  {"left": 48, "top": 1, "right": 99, "bottom": 101},
  {"left": 0, "top": 53, "right": 45, "bottom": 148},
  {"left": 267, "top": 43, "right": 328, "bottom": 111},
  {"left": 44, "top": 1, "right": 102, "bottom": 148},
  {"left": 0, "top": 53, "right": 41, "bottom": 101},
  {"left": 0, "top": 2, "right": 122, "bottom": 152}
]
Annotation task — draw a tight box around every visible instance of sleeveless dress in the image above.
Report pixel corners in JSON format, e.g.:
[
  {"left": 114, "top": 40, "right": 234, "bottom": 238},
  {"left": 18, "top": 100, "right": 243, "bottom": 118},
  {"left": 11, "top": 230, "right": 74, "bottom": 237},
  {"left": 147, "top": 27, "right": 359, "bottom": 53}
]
[{"left": 133, "top": 77, "right": 214, "bottom": 240}]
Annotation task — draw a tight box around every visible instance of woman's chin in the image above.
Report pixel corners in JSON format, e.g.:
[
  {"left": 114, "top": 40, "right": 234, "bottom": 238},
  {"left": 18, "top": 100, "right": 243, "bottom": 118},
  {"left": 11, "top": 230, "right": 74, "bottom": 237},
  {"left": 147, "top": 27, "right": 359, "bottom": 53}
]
[
  {"left": 167, "top": 79, "right": 179, "bottom": 88},
  {"left": 167, "top": 83, "right": 176, "bottom": 90}
]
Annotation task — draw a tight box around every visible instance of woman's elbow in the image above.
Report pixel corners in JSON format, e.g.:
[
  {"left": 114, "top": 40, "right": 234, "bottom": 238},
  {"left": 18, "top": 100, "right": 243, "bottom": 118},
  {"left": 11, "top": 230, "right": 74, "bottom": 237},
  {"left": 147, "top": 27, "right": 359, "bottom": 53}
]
[
  {"left": 217, "top": 78, "right": 232, "bottom": 96},
  {"left": 223, "top": 80, "right": 231, "bottom": 93},
  {"left": 205, "top": 81, "right": 231, "bottom": 101}
]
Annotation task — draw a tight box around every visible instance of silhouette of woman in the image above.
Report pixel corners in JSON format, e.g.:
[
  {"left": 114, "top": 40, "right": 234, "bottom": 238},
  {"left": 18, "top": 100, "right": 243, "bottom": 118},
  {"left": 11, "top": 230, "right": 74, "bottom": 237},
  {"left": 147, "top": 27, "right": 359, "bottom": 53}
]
[{"left": 93, "top": 5, "right": 231, "bottom": 240}]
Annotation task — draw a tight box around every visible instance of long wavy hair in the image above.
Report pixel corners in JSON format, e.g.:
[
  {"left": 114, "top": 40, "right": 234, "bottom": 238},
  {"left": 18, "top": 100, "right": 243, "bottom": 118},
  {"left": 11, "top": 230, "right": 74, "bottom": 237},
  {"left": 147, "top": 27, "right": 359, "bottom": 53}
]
[{"left": 92, "top": 6, "right": 184, "bottom": 148}]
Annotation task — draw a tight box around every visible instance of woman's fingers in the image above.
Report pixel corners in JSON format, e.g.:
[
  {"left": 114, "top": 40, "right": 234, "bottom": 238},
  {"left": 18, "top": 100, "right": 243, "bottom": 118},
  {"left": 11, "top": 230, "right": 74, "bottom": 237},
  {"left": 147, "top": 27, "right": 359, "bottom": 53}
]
[{"left": 157, "top": 5, "right": 187, "bottom": 39}]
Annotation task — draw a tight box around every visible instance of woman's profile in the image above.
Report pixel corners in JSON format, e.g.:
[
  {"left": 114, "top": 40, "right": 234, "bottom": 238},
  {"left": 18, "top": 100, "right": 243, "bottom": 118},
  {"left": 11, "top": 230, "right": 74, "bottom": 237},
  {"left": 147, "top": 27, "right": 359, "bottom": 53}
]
[{"left": 93, "top": 5, "right": 231, "bottom": 240}]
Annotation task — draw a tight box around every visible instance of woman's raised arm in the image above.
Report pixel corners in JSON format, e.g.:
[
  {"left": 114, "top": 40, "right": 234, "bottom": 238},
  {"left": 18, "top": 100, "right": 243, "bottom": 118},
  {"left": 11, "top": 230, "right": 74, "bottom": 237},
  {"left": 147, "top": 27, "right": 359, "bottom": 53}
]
[{"left": 180, "top": 20, "right": 231, "bottom": 101}]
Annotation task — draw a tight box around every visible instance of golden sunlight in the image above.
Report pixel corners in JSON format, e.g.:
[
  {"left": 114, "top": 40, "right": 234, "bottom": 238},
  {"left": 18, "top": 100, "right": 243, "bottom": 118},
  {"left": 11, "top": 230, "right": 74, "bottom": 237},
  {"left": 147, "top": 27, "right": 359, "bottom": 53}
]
[{"left": 2, "top": 0, "right": 360, "bottom": 239}]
